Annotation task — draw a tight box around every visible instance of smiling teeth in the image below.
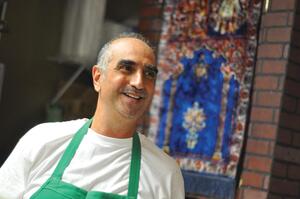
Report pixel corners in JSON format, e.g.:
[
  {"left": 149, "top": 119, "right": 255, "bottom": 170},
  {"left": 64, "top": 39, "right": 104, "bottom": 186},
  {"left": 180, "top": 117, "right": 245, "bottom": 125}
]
[{"left": 126, "top": 93, "right": 142, "bottom": 99}]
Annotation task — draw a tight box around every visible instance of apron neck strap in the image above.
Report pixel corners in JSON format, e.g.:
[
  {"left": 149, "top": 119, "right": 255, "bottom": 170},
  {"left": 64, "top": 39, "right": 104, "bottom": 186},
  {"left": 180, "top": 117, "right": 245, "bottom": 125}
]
[
  {"left": 127, "top": 133, "right": 141, "bottom": 198},
  {"left": 51, "top": 118, "right": 141, "bottom": 198},
  {"left": 52, "top": 118, "right": 93, "bottom": 179}
]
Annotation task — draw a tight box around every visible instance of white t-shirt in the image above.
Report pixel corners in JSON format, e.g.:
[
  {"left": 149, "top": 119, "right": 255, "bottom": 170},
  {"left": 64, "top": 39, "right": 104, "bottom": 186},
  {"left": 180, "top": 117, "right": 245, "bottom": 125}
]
[{"left": 0, "top": 119, "right": 184, "bottom": 199}]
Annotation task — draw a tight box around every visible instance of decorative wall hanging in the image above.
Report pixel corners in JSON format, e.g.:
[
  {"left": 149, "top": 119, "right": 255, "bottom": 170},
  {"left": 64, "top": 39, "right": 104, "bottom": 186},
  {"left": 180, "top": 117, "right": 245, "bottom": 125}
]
[{"left": 146, "top": 0, "right": 262, "bottom": 198}]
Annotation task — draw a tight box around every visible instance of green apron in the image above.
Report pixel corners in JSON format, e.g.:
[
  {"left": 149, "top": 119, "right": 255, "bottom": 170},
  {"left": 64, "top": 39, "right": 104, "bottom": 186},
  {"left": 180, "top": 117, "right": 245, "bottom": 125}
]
[{"left": 30, "top": 119, "right": 141, "bottom": 199}]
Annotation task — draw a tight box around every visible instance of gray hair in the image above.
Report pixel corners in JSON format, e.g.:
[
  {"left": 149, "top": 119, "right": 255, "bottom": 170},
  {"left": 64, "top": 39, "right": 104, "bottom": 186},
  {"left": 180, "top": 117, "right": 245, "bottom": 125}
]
[{"left": 96, "top": 32, "right": 154, "bottom": 71}]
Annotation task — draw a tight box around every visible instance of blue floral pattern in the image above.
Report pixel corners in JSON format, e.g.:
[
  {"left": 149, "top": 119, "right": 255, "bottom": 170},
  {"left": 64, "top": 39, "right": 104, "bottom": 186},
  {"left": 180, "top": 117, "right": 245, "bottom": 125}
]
[{"left": 147, "top": 0, "right": 262, "bottom": 178}]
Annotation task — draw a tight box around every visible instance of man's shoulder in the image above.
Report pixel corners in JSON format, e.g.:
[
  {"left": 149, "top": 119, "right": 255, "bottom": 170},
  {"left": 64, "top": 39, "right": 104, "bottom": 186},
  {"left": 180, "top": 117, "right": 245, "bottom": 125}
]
[
  {"left": 138, "top": 133, "right": 184, "bottom": 197},
  {"left": 21, "top": 118, "right": 87, "bottom": 147},
  {"left": 139, "top": 134, "right": 179, "bottom": 173},
  {"left": 27, "top": 118, "right": 86, "bottom": 136}
]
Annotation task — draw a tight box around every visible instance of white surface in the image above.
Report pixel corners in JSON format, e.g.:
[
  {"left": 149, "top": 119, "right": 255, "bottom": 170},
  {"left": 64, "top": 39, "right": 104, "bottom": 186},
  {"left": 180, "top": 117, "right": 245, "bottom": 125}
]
[{"left": 60, "top": 0, "right": 106, "bottom": 65}]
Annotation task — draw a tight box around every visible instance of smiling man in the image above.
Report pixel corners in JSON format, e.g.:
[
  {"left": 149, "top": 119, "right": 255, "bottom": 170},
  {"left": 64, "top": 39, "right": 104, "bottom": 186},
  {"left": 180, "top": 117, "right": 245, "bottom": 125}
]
[{"left": 0, "top": 33, "right": 185, "bottom": 199}]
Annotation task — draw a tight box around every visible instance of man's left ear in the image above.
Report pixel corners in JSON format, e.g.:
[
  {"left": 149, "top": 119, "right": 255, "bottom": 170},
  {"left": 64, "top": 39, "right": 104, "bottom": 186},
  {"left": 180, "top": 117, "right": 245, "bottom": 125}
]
[{"left": 92, "top": 65, "right": 102, "bottom": 92}]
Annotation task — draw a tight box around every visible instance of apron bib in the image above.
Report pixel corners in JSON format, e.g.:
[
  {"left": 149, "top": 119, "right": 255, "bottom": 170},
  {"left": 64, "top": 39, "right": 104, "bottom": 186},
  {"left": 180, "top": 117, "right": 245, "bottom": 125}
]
[{"left": 30, "top": 119, "right": 141, "bottom": 199}]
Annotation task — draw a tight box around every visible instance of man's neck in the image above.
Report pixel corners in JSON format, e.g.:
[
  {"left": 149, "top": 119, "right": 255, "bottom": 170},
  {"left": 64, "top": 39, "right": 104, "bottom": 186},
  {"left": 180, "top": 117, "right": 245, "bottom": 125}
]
[{"left": 91, "top": 110, "right": 138, "bottom": 139}]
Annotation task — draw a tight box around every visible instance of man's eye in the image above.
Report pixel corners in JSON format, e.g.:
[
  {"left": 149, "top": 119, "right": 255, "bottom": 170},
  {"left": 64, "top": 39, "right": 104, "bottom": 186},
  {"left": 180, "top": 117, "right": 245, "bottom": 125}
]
[
  {"left": 120, "top": 64, "right": 133, "bottom": 72},
  {"left": 145, "top": 69, "right": 157, "bottom": 80}
]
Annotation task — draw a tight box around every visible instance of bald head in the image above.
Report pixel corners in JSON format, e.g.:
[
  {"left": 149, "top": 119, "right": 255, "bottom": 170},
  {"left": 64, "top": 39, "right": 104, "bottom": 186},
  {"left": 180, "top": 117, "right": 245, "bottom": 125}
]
[{"left": 96, "top": 32, "right": 155, "bottom": 72}]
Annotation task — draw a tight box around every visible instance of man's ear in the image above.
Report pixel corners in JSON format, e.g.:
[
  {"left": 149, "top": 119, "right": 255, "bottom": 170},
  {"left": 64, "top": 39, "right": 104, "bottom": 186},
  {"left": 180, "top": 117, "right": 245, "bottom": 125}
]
[{"left": 92, "top": 65, "right": 102, "bottom": 92}]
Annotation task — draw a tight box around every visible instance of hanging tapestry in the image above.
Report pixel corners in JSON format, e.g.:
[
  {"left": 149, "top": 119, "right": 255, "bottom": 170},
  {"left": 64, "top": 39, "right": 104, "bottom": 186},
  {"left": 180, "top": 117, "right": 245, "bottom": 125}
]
[{"left": 147, "top": 0, "right": 262, "bottom": 197}]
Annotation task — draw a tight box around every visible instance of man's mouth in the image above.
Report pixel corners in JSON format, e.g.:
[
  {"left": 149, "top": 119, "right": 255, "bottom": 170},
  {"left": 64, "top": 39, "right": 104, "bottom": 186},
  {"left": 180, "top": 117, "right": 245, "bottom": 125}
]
[
  {"left": 123, "top": 92, "right": 144, "bottom": 100},
  {"left": 122, "top": 87, "right": 147, "bottom": 101}
]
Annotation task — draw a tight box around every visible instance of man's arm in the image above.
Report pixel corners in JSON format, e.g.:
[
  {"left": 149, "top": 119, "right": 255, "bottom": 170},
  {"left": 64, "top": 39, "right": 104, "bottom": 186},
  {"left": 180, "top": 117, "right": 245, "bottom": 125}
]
[
  {"left": 170, "top": 167, "right": 185, "bottom": 199},
  {"left": 0, "top": 135, "right": 32, "bottom": 199}
]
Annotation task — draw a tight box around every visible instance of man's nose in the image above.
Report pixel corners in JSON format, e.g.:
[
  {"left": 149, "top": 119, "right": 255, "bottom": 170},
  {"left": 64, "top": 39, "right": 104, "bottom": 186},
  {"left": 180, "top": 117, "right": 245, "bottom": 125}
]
[{"left": 130, "top": 71, "right": 144, "bottom": 89}]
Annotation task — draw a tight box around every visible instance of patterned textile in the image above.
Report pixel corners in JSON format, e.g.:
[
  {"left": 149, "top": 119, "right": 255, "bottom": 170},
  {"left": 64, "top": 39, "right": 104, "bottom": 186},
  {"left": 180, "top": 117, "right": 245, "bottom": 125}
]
[{"left": 147, "top": 0, "right": 262, "bottom": 179}]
